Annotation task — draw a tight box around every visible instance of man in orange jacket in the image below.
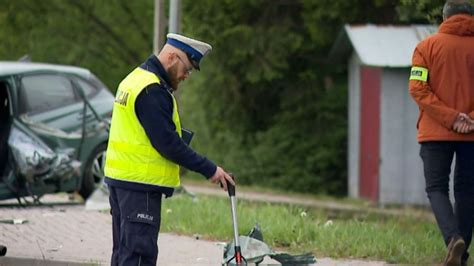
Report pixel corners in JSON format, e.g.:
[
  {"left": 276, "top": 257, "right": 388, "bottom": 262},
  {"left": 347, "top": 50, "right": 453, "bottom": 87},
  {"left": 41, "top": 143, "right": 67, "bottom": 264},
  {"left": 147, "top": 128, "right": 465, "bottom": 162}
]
[{"left": 409, "top": 1, "right": 474, "bottom": 265}]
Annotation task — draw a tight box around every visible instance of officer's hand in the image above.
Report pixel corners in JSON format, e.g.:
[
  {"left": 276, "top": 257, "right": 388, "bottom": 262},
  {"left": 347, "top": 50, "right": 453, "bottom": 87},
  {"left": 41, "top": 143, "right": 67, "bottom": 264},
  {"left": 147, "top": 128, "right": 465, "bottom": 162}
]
[{"left": 210, "top": 166, "right": 235, "bottom": 191}]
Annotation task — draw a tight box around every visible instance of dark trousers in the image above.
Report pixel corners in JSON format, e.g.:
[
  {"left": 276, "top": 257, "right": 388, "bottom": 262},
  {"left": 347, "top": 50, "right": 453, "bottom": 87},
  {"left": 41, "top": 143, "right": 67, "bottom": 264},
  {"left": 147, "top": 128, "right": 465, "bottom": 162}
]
[
  {"left": 109, "top": 186, "right": 163, "bottom": 266},
  {"left": 420, "top": 141, "right": 474, "bottom": 262}
]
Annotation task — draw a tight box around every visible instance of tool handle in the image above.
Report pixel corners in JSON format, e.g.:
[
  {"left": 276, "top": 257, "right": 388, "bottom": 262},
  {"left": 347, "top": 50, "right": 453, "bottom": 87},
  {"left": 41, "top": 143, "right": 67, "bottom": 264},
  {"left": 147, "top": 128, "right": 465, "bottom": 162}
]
[{"left": 226, "top": 178, "right": 235, "bottom": 197}]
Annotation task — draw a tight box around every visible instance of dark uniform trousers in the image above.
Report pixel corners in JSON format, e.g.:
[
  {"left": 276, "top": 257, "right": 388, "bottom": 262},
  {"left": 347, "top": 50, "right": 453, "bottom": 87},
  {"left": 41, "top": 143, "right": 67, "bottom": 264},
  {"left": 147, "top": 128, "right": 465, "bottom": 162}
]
[
  {"left": 420, "top": 141, "right": 474, "bottom": 262},
  {"left": 109, "top": 186, "right": 162, "bottom": 266}
]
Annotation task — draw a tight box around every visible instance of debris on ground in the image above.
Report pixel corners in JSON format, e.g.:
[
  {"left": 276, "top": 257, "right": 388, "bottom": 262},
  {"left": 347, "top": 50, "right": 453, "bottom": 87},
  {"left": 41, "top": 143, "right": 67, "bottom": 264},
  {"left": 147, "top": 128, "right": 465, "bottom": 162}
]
[
  {"left": 0, "top": 219, "right": 28, "bottom": 224},
  {"left": 223, "top": 223, "right": 316, "bottom": 265}
]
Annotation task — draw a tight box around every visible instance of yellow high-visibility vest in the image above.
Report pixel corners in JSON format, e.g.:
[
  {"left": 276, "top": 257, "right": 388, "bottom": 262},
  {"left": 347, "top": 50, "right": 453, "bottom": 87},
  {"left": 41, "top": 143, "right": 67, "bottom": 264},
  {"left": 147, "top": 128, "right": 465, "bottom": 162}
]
[{"left": 104, "top": 67, "right": 182, "bottom": 187}]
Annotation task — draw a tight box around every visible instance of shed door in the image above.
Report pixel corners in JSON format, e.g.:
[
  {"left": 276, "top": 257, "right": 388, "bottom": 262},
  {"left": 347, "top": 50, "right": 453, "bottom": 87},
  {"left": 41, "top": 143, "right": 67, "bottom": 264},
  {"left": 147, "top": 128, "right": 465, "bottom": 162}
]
[{"left": 359, "top": 67, "right": 381, "bottom": 202}]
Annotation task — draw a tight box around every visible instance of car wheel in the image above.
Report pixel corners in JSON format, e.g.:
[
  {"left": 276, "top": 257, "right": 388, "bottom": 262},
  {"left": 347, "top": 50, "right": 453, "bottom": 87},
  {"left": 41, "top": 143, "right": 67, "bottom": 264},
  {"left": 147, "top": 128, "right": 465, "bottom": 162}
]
[{"left": 79, "top": 143, "right": 107, "bottom": 199}]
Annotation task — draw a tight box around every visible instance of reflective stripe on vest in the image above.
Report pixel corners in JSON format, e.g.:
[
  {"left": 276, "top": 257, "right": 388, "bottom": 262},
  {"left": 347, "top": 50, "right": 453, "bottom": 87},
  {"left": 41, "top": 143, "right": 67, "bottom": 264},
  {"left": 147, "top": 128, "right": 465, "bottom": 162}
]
[{"left": 104, "top": 67, "right": 182, "bottom": 187}]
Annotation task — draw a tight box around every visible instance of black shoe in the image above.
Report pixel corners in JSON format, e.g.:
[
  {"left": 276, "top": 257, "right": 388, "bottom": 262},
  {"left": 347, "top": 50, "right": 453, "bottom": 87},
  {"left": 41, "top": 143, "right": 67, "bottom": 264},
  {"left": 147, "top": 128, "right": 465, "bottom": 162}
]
[{"left": 444, "top": 236, "right": 465, "bottom": 266}]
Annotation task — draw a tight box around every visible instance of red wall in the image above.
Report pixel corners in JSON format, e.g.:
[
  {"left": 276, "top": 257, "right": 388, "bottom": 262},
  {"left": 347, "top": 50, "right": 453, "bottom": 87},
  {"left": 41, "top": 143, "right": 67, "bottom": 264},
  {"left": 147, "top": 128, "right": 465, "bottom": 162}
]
[{"left": 359, "top": 67, "right": 381, "bottom": 202}]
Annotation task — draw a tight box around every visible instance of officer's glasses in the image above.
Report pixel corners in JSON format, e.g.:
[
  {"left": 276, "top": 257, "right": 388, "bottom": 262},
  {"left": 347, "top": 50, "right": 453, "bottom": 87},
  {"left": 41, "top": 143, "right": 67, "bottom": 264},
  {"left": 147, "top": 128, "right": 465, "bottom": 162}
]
[{"left": 176, "top": 54, "right": 193, "bottom": 76}]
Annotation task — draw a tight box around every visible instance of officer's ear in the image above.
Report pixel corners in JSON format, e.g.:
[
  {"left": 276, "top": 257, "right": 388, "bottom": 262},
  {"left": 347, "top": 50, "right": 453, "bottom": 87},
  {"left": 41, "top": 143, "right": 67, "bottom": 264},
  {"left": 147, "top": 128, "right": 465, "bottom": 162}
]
[
  {"left": 168, "top": 52, "right": 180, "bottom": 67},
  {"left": 161, "top": 52, "right": 177, "bottom": 70}
]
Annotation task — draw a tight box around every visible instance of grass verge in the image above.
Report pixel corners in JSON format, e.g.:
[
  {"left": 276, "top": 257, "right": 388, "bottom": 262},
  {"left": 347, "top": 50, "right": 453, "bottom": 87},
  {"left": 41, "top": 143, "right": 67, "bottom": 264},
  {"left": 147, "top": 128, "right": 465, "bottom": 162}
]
[{"left": 161, "top": 194, "right": 470, "bottom": 264}]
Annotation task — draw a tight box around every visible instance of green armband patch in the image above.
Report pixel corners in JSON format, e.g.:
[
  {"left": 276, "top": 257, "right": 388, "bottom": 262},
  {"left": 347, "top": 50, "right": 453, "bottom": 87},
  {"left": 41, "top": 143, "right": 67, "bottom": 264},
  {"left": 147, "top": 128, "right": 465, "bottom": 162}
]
[{"left": 410, "top": 66, "right": 428, "bottom": 82}]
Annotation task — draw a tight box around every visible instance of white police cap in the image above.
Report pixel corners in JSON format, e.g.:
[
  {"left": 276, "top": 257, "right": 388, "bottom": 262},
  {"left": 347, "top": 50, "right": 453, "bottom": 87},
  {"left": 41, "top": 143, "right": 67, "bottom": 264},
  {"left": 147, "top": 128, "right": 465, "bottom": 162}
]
[{"left": 166, "top": 33, "right": 212, "bottom": 70}]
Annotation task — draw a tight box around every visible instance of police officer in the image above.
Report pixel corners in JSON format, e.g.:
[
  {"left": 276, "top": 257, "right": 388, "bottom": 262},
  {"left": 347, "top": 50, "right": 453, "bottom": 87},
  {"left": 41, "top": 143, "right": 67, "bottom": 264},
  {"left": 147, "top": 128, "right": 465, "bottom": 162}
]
[{"left": 104, "top": 33, "right": 234, "bottom": 265}]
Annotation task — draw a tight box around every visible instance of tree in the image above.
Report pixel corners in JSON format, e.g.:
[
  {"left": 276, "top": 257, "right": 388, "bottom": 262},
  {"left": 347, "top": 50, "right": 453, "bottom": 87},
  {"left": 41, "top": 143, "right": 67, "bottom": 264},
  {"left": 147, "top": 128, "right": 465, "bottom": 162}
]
[{"left": 0, "top": 0, "right": 154, "bottom": 89}]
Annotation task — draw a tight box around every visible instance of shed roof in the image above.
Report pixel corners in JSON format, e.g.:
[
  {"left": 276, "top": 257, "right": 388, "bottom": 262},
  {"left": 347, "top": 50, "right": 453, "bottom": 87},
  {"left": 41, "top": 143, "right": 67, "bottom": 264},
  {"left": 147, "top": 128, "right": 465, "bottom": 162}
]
[{"left": 328, "top": 24, "right": 437, "bottom": 68}]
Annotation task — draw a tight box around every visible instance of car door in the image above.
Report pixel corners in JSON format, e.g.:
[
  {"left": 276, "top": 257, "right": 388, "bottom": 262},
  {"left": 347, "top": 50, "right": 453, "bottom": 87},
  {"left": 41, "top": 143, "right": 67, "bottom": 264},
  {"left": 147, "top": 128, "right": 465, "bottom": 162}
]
[
  {"left": 0, "top": 77, "right": 80, "bottom": 201},
  {"left": 16, "top": 72, "right": 85, "bottom": 151},
  {"left": 70, "top": 75, "right": 108, "bottom": 136}
]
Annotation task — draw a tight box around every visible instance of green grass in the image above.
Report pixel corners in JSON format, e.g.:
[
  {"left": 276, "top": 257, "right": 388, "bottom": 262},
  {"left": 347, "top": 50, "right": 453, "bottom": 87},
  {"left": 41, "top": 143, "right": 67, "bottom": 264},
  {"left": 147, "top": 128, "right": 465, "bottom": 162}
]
[
  {"left": 161, "top": 194, "right": 471, "bottom": 264},
  {"left": 182, "top": 177, "right": 371, "bottom": 207}
]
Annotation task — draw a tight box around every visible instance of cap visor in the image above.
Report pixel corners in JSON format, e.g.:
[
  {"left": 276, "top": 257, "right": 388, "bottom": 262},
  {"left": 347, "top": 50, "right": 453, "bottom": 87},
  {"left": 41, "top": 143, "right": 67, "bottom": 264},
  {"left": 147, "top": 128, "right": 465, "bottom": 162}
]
[
  {"left": 191, "top": 60, "right": 200, "bottom": 71},
  {"left": 185, "top": 54, "right": 200, "bottom": 71}
]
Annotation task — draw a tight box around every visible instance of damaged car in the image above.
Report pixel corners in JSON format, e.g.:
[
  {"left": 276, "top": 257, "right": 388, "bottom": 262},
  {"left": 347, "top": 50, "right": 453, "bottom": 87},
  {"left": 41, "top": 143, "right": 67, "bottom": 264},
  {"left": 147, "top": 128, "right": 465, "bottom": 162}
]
[{"left": 0, "top": 61, "right": 114, "bottom": 202}]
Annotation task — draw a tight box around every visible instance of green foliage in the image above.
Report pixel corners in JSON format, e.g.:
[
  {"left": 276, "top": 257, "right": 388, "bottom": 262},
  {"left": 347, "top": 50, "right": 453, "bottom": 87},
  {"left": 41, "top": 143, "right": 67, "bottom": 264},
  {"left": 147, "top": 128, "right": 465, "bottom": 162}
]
[
  {"left": 180, "top": 0, "right": 348, "bottom": 195},
  {"left": 301, "top": 0, "right": 402, "bottom": 47},
  {"left": 246, "top": 83, "right": 347, "bottom": 194},
  {"left": 398, "top": 0, "right": 474, "bottom": 24},
  {"left": 398, "top": 0, "right": 446, "bottom": 24},
  {"left": 0, "top": 0, "right": 154, "bottom": 90}
]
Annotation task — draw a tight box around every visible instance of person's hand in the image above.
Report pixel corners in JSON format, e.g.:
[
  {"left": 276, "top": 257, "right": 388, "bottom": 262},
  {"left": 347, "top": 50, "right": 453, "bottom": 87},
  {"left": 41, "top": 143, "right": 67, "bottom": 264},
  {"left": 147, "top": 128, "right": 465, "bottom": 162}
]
[
  {"left": 453, "top": 113, "right": 474, "bottom": 134},
  {"left": 467, "top": 114, "right": 474, "bottom": 132},
  {"left": 209, "top": 166, "right": 235, "bottom": 191}
]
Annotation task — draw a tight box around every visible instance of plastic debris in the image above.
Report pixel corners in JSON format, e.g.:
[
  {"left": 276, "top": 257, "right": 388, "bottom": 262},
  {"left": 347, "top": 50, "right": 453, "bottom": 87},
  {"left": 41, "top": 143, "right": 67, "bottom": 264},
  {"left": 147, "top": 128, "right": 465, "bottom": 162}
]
[
  {"left": 85, "top": 182, "right": 110, "bottom": 211},
  {"left": 0, "top": 219, "right": 28, "bottom": 224},
  {"left": 223, "top": 223, "right": 316, "bottom": 265},
  {"left": 47, "top": 245, "right": 63, "bottom": 252}
]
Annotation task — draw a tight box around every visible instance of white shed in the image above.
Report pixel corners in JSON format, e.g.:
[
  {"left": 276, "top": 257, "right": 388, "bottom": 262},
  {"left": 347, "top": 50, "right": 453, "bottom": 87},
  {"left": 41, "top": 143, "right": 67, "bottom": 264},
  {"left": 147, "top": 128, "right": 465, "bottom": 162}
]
[{"left": 329, "top": 24, "right": 438, "bottom": 205}]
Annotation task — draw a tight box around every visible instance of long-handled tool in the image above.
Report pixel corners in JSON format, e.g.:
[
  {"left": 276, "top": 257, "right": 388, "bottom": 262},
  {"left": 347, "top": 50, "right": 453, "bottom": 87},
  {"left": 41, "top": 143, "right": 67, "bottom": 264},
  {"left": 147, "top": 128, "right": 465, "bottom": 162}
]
[{"left": 225, "top": 178, "right": 247, "bottom": 265}]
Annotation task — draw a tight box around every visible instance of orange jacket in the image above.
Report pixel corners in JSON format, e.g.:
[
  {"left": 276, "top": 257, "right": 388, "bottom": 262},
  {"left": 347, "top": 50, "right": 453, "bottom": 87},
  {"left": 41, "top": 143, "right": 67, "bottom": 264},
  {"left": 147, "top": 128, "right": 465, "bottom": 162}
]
[{"left": 409, "top": 14, "right": 474, "bottom": 142}]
